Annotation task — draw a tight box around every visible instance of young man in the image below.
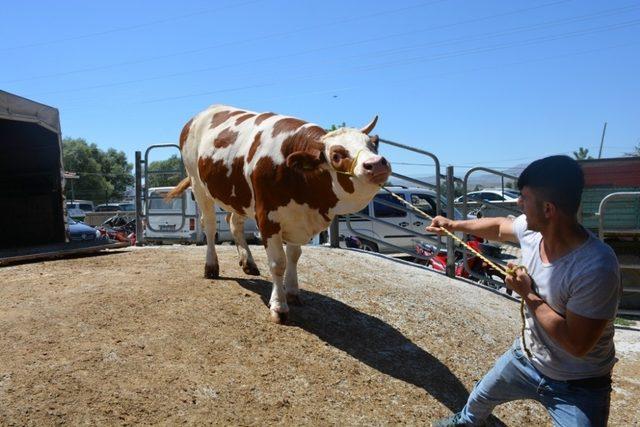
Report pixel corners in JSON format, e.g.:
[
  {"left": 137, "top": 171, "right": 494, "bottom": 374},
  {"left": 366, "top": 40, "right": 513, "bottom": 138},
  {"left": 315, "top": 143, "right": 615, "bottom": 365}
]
[{"left": 428, "top": 156, "right": 620, "bottom": 427}]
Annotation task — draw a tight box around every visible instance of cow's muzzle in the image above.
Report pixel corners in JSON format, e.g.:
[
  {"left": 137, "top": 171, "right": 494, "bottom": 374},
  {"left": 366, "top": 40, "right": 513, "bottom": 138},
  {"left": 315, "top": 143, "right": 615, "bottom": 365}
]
[{"left": 362, "top": 156, "right": 391, "bottom": 185}]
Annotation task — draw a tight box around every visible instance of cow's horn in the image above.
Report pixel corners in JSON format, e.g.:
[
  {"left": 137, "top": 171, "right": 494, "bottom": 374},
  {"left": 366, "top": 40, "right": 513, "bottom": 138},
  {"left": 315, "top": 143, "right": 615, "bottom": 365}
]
[{"left": 360, "top": 115, "right": 378, "bottom": 135}]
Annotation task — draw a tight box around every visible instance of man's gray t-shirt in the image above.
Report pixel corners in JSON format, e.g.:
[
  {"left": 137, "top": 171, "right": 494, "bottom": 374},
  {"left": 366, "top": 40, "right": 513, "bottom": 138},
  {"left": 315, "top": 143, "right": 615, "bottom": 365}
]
[{"left": 512, "top": 214, "right": 621, "bottom": 380}]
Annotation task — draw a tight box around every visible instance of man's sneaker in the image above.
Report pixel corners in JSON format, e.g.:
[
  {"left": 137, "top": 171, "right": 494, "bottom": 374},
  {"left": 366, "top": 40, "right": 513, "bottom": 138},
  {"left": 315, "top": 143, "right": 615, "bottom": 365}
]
[{"left": 432, "top": 412, "right": 468, "bottom": 427}]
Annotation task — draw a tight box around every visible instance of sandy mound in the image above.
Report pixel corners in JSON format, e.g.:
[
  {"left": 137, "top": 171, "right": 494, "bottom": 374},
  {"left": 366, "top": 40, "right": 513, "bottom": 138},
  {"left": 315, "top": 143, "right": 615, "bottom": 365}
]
[{"left": 1, "top": 245, "right": 638, "bottom": 425}]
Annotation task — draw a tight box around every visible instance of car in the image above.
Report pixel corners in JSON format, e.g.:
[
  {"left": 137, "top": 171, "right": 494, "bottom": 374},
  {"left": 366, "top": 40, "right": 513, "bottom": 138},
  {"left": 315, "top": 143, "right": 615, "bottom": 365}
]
[
  {"left": 338, "top": 186, "right": 467, "bottom": 253},
  {"left": 454, "top": 189, "right": 520, "bottom": 204},
  {"left": 142, "top": 186, "right": 260, "bottom": 244},
  {"left": 66, "top": 200, "right": 95, "bottom": 212},
  {"left": 66, "top": 200, "right": 95, "bottom": 220},
  {"left": 94, "top": 202, "right": 136, "bottom": 212},
  {"left": 68, "top": 217, "right": 106, "bottom": 242}
]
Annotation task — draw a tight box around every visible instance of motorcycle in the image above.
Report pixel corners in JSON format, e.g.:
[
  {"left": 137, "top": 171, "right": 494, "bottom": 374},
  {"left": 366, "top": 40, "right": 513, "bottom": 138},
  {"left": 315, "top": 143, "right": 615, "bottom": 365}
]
[
  {"left": 97, "top": 215, "right": 137, "bottom": 244},
  {"left": 414, "top": 236, "right": 506, "bottom": 289}
]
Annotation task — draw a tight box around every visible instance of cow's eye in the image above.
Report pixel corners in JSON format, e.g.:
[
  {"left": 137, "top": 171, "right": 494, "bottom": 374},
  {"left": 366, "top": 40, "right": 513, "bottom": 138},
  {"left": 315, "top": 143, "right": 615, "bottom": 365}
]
[{"left": 332, "top": 153, "right": 342, "bottom": 163}]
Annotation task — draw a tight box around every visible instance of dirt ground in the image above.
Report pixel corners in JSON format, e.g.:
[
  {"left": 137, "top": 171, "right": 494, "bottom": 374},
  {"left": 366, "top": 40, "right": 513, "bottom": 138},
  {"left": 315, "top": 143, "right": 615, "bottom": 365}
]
[{"left": 1, "top": 245, "right": 638, "bottom": 426}]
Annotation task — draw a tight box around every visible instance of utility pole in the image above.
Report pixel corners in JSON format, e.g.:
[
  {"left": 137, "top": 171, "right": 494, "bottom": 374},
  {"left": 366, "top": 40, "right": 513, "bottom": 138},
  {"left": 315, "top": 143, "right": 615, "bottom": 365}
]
[{"left": 598, "top": 122, "right": 607, "bottom": 159}]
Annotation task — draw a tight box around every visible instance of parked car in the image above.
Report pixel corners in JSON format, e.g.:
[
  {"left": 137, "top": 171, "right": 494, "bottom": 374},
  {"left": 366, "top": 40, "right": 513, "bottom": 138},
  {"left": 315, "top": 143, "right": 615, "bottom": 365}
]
[
  {"left": 66, "top": 200, "right": 95, "bottom": 212},
  {"left": 338, "top": 186, "right": 466, "bottom": 253},
  {"left": 95, "top": 202, "right": 135, "bottom": 212},
  {"left": 143, "top": 186, "right": 260, "bottom": 244},
  {"left": 454, "top": 189, "right": 520, "bottom": 203},
  {"left": 66, "top": 199, "right": 95, "bottom": 220},
  {"left": 68, "top": 217, "right": 106, "bottom": 242}
]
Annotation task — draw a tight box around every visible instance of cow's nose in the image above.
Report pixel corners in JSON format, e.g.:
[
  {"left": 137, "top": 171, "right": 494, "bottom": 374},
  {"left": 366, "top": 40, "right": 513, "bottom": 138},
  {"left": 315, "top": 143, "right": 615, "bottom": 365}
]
[
  {"left": 363, "top": 157, "right": 388, "bottom": 170},
  {"left": 362, "top": 156, "right": 391, "bottom": 184}
]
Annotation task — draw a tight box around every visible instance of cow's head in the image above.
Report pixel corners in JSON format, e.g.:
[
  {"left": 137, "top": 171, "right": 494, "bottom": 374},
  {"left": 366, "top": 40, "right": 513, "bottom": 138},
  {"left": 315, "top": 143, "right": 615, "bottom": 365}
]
[
  {"left": 321, "top": 116, "right": 391, "bottom": 186},
  {"left": 283, "top": 116, "right": 391, "bottom": 214}
]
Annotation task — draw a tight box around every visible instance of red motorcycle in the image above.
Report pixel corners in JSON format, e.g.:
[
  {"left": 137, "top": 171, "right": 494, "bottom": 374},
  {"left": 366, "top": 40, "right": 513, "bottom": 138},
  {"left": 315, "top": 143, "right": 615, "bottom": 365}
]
[{"left": 414, "top": 236, "right": 506, "bottom": 288}]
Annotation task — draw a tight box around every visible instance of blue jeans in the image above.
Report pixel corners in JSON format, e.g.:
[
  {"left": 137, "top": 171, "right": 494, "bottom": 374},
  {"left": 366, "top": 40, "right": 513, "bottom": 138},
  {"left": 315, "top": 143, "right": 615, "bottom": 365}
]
[{"left": 458, "top": 340, "right": 611, "bottom": 426}]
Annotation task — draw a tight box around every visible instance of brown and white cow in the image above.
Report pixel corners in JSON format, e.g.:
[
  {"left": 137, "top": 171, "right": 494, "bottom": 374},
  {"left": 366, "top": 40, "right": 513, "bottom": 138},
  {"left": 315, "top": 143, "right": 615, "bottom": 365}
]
[{"left": 168, "top": 104, "right": 391, "bottom": 323}]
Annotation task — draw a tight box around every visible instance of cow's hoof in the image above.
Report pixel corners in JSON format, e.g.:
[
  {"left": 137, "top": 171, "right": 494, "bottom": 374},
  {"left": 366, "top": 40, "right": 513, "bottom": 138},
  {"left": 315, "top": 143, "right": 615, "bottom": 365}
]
[
  {"left": 269, "top": 310, "right": 288, "bottom": 324},
  {"left": 286, "top": 294, "right": 303, "bottom": 306},
  {"left": 242, "top": 263, "right": 261, "bottom": 276},
  {"left": 204, "top": 264, "right": 219, "bottom": 279}
]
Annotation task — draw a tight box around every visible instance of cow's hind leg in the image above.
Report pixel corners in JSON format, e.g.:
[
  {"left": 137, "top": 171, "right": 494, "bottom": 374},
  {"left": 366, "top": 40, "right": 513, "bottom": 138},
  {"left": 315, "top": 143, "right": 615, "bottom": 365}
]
[
  {"left": 264, "top": 235, "right": 288, "bottom": 324},
  {"left": 229, "top": 212, "right": 260, "bottom": 276},
  {"left": 284, "top": 244, "right": 303, "bottom": 306},
  {"left": 192, "top": 187, "right": 220, "bottom": 278}
]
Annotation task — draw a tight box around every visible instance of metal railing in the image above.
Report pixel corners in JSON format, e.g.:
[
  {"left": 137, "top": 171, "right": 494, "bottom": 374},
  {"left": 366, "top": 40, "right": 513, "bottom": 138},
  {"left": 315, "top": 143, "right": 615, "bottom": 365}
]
[
  {"left": 332, "top": 138, "right": 450, "bottom": 267},
  {"left": 135, "top": 145, "right": 191, "bottom": 245}
]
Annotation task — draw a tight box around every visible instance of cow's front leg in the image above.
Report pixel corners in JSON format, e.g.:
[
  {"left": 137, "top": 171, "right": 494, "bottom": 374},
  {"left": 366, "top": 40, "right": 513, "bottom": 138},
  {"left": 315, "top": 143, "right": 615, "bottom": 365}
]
[
  {"left": 284, "top": 244, "right": 302, "bottom": 306},
  {"left": 265, "top": 235, "right": 288, "bottom": 324}
]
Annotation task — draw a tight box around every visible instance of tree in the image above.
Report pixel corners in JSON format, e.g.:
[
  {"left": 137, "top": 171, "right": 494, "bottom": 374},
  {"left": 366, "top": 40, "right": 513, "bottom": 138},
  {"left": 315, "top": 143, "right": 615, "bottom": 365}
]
[
  {"left": 624, "top": 141, "right": 640, "bottom": 157},
  {"left": 573, "top": 147, "right": 593, "bottom": 160},
  {"left": 145, "top": 155, "right": 185, "bottom": 188},
  {"left": 62, "top": 137, "right": 134, "bottom": 203},
  {"left": 326, "top": 122, "right": 347, "bottom": 132},
  {"left": 102, "top": 148, "right": 134, "bottom": 198}
]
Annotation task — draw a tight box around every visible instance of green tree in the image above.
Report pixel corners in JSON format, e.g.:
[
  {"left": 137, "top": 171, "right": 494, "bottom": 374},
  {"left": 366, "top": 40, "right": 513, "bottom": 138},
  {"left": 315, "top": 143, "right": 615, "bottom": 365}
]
[
  {"left": 102, "top": 148, "right": 134, "bottom": 197},
  {"left": 145, "top": 155, "right": 185, "bottom": 188},
  {"left": 62, "top": 137, "right": 133, "bottom": 203},
  {"left": 573, "top": 147, "right": 593, "bottom": 160},
  {"left": 326, "top": 122, "right": 347, "bottom": 132},
  {"left": 624, "top": 141, "right": 640, "bottom": 157}
]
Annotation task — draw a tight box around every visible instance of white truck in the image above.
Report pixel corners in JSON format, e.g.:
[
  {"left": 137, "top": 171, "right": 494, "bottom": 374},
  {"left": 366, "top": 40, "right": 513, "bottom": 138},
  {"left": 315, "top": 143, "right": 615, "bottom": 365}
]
[{"left": 143, "top": 186, "right": 260, "bottom": 245}]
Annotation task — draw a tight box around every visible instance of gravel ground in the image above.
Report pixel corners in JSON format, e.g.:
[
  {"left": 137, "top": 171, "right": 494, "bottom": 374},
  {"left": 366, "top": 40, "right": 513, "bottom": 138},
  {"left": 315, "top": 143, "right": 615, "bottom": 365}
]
[{"left": 0, "top": 245, "right": 638, "bottom": 425}]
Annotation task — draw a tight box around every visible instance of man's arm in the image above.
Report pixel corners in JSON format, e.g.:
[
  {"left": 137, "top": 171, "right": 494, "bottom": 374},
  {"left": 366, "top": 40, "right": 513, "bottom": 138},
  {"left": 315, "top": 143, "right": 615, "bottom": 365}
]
[
  {"left": 426, "top": 216, "right": 518, "bottom": 243},
  {"left": 508, "top": 268, "right": 608, "bottom": 357}
]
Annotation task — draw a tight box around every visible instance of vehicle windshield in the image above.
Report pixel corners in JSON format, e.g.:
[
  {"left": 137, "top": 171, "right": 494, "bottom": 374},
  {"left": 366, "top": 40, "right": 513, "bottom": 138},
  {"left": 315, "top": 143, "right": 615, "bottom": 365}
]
[
  {"left": 149, "top": 192, "right": 183, "bottom": 211},
  {"left": 119, "top": 203, "right": 135, "bottom": 211}
]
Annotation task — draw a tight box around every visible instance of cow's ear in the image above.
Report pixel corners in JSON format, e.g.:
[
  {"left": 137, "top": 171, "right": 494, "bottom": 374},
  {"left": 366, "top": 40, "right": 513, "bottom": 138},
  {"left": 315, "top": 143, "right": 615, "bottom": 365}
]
[
  {"left": 369, "top": 134, "right": 379, "bottom": 151},
  {"left": 286, "top": 149, "right": 326, "bottom": 171}
]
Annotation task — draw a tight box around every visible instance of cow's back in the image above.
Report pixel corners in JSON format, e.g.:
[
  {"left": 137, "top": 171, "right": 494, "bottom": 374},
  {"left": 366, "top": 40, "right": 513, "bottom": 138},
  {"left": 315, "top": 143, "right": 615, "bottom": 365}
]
[{"left": 179, "top": 105, "right": 334, "bottom": 242}]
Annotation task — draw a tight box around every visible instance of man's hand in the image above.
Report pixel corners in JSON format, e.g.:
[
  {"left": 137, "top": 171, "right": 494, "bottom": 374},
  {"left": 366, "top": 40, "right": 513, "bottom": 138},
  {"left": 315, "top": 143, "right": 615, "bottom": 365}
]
[
  {"left": 504, "top": 262, "right": 533, "bottom": 298},
  {"left": 425, "top": 215, "right": 455, "bottom": 235}
]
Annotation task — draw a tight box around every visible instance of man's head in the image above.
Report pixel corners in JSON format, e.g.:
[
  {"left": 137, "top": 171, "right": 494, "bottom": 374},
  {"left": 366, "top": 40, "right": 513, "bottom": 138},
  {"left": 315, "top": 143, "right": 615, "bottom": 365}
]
[{"left": 517, "top": 155, "right": 584, "bottom": 230}]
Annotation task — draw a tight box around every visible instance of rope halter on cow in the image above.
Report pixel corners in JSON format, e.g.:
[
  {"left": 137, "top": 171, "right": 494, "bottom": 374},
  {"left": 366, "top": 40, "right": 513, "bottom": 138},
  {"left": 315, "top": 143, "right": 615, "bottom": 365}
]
[{"left": 329, "top": 154, "right": 532, "bottom": 358}]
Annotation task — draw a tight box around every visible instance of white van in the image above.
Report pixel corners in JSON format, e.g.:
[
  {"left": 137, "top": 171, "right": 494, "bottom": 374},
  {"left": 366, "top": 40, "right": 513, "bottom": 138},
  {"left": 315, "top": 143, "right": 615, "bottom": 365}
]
[
  {"left": 338, "top": 186, "right": 465, "bottom": 253},
  {"left": 143, "top": 186, "right": 260, "bottom": 244}
]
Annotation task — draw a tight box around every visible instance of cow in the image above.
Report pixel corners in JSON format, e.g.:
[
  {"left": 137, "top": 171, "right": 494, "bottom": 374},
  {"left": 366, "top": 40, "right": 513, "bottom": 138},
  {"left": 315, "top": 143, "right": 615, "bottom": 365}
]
[{"left": 168, "top": 104, "right": 391, "bottom": 323}]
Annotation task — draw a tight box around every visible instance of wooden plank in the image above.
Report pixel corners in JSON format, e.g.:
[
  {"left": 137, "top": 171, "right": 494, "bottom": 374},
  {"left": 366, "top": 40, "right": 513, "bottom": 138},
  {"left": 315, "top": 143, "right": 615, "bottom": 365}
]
[{"left": 0, "top": 241, "right": 129, "bottom": 266}]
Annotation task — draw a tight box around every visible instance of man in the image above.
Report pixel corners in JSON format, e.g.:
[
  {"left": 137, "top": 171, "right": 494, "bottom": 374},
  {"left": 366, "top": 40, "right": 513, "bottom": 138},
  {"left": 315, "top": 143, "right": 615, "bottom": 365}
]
[{"left": 429, "top": 156, "right": 620, "bottom": 426}]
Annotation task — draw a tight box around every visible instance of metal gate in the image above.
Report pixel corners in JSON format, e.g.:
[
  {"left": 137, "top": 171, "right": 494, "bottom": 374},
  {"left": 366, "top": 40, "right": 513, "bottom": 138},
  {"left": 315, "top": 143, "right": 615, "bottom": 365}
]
[
  {"left": 332, "top": 138, "right": 454, "bottom": 271},
  {"left": 331, "top": 149, "right": 523, "bottom": 283},
  {"left": 134, "top": 144, "right": 192, "bottom": 245}
]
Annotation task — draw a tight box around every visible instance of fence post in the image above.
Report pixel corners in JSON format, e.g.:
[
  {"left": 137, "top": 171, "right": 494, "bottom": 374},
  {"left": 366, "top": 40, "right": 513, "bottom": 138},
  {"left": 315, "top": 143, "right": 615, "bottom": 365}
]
[
  {"left": 446, "top": 165, "right": 456, "bottom": 278},
  {"left": 135, "top": 151, "right": 144, "bottom": 246},
  {"left": 329, "top": 216, "right": 339, "bottom": 248}
]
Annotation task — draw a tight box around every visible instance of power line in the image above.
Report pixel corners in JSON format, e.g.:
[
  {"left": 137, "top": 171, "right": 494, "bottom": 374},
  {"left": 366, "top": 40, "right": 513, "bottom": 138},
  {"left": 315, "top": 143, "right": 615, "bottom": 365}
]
[
  {"left": 57, "top": 37, "right": 637, "bottom": 112},
  {"left": 1, "top": 0, "right": 451, "bottom": 84},
  {"left": 79, "top": 20, "right": 640, "bottom": 109},
  {"left": 0, "top": 0, "right": 267, "bottom": 52},
  {"left": 33, "top": 2, "right": 634, "bottom": 97}
]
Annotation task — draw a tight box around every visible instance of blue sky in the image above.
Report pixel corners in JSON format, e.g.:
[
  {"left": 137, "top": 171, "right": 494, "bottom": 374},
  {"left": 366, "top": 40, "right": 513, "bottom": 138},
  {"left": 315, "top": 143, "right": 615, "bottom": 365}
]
[{"left": 2, "top": 0, "right": 639, "bottom": 178}]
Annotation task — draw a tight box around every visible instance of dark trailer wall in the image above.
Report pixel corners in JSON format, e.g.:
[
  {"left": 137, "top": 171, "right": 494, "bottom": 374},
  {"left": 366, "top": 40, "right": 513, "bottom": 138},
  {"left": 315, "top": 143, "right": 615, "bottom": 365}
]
[{"left": 0, "top": 90, "right": 65, "bottom": 249}]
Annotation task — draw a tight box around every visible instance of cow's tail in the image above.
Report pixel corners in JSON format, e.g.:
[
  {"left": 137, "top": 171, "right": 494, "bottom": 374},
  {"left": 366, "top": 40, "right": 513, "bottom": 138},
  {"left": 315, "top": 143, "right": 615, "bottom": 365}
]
[{"left": 164, "top": 177, "right": 191, "bottom": 201}]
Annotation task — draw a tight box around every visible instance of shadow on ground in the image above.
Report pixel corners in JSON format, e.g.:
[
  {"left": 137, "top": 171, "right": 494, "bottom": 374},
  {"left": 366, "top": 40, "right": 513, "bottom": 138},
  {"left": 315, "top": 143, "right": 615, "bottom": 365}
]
[{"left": 236, "top": 277, "right": 506, "bottom": 426}]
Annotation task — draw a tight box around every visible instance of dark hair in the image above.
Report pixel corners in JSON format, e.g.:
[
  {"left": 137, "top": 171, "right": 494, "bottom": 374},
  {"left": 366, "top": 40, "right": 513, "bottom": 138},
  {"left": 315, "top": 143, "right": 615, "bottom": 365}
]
[{"left": 517, "top": 155, "right": 584, "bottom": 215}]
